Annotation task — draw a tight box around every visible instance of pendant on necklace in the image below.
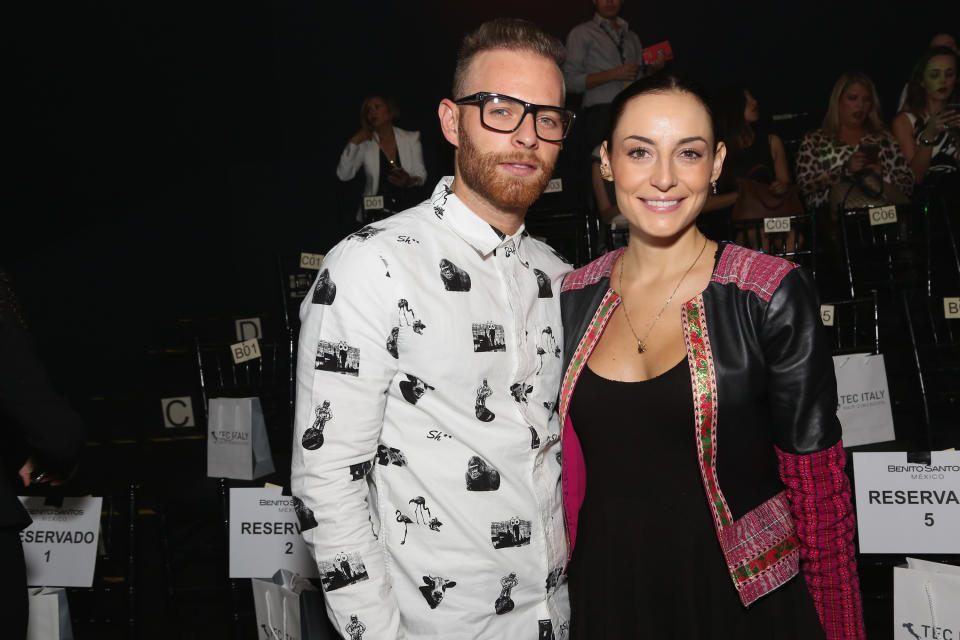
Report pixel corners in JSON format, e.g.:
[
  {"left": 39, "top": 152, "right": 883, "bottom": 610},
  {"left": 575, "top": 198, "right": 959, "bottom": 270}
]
[{"left": 637, "top": 340, "right": 646, "bottom": 354}]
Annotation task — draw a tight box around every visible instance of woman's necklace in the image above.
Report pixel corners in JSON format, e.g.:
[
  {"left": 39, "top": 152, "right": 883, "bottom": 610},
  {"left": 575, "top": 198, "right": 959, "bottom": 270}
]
[{"left": 617, "top": 236, "right": 708, "bottom": 354}]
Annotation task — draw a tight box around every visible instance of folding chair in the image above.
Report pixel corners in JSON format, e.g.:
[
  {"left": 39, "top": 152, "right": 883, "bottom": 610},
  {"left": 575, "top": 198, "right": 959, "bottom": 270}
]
[
  {"left": 820, "top": 290, "right": 879, "bottom": 356},
  {"left": 729, "top": 212, "right": 817, "bottom": 276},
  {"left": 838, "top": 203, "right": 925, "bottom": 298},
  {"left": 902, "top": 290, "right": 960, "bottom": 450}
]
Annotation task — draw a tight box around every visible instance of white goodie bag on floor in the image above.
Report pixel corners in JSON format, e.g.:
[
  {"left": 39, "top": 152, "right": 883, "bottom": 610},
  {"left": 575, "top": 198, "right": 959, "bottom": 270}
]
[
  {"left": 893, "top": 558, "right": 960, "bottom": 639},
  {"left": 252, "top": 569, "right": 326, "bottom": 640},
  {"left": 27, "top": 587, "right": 73, "bottom": 640},
  {"left": 832, "top": 353, "right": 896, "bottom": 447},
  {"left": 207, "top": 397, "right": 275, "bottom": 480}
]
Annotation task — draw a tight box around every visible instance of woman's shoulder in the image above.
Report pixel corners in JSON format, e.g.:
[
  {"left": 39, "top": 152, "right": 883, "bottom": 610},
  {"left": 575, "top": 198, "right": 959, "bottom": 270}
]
[
  {"left": 710, "top": 243, "right": 800, "bottom": 302},
  {"left": 560, "top": 249, "right": 623, "bottom": 294},
  {"left": 394, "top": 127, "right": 421, "bottom": 139}
]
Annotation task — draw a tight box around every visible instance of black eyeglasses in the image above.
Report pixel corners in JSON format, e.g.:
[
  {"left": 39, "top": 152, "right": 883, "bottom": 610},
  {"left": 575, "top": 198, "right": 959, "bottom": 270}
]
[{"left": 454, "top": 92, "right": 576, "bottom": 142}]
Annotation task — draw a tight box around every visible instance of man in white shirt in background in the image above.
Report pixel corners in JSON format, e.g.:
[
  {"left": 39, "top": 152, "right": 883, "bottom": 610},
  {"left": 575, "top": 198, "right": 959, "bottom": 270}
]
[
  {"left": 564, "top": 0, "right": 660, "bottom": 151},
  {"left": 292, "top": 17, "right": 575, "bottom": 639}
]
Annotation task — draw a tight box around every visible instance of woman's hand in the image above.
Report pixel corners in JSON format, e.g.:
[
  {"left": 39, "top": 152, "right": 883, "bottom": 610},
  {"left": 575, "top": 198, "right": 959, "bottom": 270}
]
[
  {"left": 18, "top": 457, "right": 62, "bottom": 487},
  {"left": 350, "top": 129, "right": 373, "bottom": 144},
  {"left": 922, "top": 109, "right": 960, "bottom": 141},
  {"left": 770, "top": 180, "right": 791, "bottom": 195},
  {"left": 386, "top": 168, "right": 414, "bottom": 187},
  {"left": 846, "top": 151, "right": 868, "bottom": 174}
]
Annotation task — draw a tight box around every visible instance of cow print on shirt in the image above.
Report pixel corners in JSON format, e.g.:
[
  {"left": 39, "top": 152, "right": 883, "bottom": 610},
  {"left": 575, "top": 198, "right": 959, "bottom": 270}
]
[{"left": 420, "top": 575, "right": 457, "bottom": 609}]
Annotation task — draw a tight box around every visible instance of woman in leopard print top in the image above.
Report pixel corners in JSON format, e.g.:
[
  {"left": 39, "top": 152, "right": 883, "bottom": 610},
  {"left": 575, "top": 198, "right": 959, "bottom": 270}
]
[{"left": 795, "top": 72, "right": 913, "bottom": 211}]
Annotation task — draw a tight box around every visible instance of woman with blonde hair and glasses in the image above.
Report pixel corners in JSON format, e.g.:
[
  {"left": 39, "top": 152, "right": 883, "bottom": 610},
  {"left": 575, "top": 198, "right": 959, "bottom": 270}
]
[{"left": 795, "top": 72, "right": 913, "bottom": 213}]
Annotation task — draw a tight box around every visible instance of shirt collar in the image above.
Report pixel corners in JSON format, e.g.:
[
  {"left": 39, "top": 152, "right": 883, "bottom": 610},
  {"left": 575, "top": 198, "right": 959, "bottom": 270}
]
[
  {"left": 593, "top": 12, "right": 628, "bottom": 32},
  {"left": 430, "top": 177, "right": 530, "bottom": 262}
]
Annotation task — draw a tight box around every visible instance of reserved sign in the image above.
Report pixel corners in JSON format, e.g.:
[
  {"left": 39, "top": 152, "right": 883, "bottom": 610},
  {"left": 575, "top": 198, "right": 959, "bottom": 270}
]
[
  {"left": 18, "top": 496, "right": 103, "bottom": 587},
  {"left": 229, "top": 487, "right": 319, "bottom": 579},
  {"left": 853, "top": 451, "right": 960, "bottom": 553}
]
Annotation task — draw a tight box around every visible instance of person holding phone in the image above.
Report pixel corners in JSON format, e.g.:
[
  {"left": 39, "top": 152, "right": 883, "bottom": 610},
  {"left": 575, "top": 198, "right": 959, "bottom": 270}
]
[
  {"left": 892, "top": 46, "right": 960, "bottom": 183},
  {"left": 336, "top": 94, "right": 428, "bottom": 223},
  {"left": 795, "top": 72, "right": 913, "bottom": 212}
]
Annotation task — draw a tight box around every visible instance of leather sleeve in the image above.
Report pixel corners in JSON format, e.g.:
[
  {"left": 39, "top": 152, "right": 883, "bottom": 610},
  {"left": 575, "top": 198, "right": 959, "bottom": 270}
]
[
  {"left": 777, "top": 443, "right": 865, "bottom": 640},
  {"left": 758, "top": 267, "right": 842, "bottom": 454}
]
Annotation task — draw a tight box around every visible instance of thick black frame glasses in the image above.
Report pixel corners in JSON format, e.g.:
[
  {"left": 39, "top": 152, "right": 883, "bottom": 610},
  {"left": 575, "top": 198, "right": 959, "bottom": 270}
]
[{"left": 454, "top": 92, "right": 576, "bottom": 142}]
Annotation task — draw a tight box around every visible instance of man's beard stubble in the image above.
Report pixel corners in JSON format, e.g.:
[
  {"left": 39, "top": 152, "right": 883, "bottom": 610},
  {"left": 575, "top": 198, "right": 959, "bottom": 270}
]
[{"left": 456, "top": 126, "right": 556, "bottom": 213}]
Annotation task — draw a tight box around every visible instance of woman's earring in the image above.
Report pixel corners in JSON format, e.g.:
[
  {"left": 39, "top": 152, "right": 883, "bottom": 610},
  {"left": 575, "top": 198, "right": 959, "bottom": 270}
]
[
  {"left": 600, "top": 164, "right": 612, "bottom": 181},
  {"left": 711, "top": 180, "right": 718, "bottom": 195}
]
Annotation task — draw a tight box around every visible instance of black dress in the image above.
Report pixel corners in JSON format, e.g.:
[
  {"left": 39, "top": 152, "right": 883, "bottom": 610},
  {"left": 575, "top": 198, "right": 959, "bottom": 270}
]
[{"left": 566, "top": 361, "right": 825, "bottom": 639}]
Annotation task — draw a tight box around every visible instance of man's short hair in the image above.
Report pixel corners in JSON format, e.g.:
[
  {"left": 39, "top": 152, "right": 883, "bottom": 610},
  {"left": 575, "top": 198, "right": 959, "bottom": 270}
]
[{"left": 452, "top": 18, "right": 565, "bottom": 99}]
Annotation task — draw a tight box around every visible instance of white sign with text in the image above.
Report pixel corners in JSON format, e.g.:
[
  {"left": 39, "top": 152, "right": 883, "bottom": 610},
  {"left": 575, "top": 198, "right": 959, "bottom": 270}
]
[
  {"left": 235, "top": 317, "right": 262, "bottom": 342},
  {"left": 833, "top": 353, "right": 895, "bottom": 447},
  {"left": 854, "top": 451, "right": 960, "bottom": 553},
  {"left": 299, "top": 252, "right": 325, "bottom": 271},
  {"left": 229, "top": 487, "right": 319, "bottom": 579},
  {"left": 868, "top": 205, "right": 898, "bottom": 226},
  {"left": 231, "top": 338, "right": 261, "bottom": 364},
  {"left": 161, "top": 396, "right": 195, "bottom": 428},
  {"left": 363, "top": 195, "right": 384, "bottom": 211},
  {"left": 18, "top": 496, "right": 103, "bottom": 587},
  {"left": 544, "top": 178, "right": 563, "bottom": 193},
  {"left": 763, "top": 217, "right": 791, "bottom": 233},
  {"left": 945, "top": 297, "right": 960, "bottom": 319}
]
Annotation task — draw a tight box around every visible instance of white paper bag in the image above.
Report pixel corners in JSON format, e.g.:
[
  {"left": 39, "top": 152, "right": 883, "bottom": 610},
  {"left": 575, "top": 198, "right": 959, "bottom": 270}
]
[
  {"left": 833, "top": 353, "right": 896, "bottom": 447},
  {"left": 894, "top": 559, "right": 960, "bottom": 639},
  {"left": 252, "top": 569, "right": 325, "bottom": 640},
  {"left": 27, "top": 587, "right": 73, "bottom": 640},
  {"left": 207, "top": 397, "right": 275, "bottom": 480}
]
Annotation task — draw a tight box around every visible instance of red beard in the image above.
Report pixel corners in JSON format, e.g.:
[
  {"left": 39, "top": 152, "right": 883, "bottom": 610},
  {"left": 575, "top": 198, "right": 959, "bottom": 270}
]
[{"left": 457, "top": 126, "right": 556, "bottom": 212}]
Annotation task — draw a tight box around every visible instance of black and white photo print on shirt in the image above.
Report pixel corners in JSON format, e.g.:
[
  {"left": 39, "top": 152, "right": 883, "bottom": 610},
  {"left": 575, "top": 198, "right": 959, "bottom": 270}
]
[
  {"left": 490, "top": 517, "right": 532, "bottom": 549},
  {"left": 495, "top": 572, "right": 518, "bottom": 614},
  {"left": 399, "top": 374, "right": 435, "bottom": 405},
  {"left": 347, "top": 225, "right": 383, "bottom": 242},
  {"left": 386, "top": 327, "right": 399, "bottom": 359},
  {"left": 395, "top": 510, "right": 414, "bottom": 544},
  {"left": 473, "top": 322, "right": 506, "bottom": 352},
  {"left": 376, "top": 444, "right": 407, "bottom": 467},
  {"left": 475, "top": 378, "right": 495, "bottom": 422},
  {"left": 291, "top": 497, "right": 318, "bottom": 532},
  {"left": 318, "top": 551, "right": 369, "bottom": 592},
  {"left": 397, "top": 299, "right": 426, "bottom": 334},
  {"left": 311, "top": 268, "right": 337, "bottom": 305},
  {"left": 510, "top": 382, "right": 534, "bottom": 404},
  {"left": 315, "top": 340, "right": 359, "bottom": 376},
  {"left": 349, "top": 460, "right": 372, "bottom": 481},
  {"left": 529, "top": 426, "right": 541, "bottom": 449},
  {"left": 535, "top": 327, "right": 560, "bottom": 374},
  {"left": 545, "top": 566, "right": 562, "bottom": 594},
  {"left": 466, "top": 456, "right": 501, "bottom": 491},
  {"left": 439, "top": 259, "right": 472, "bottom": 292},
  {"left": 344, "top": 614, "right": 367, "bottom": 640},
  {"left": 538, "top": 620, "right": 554, "bottom": 640},
  {"left": 431, "top": 184, "right": 453, "bottom": 219},
  {"left": 408, "top": 496, "right": 434, "bottom": 525},
  {"left": 419, "top": 575, "right": 457, "bottom": 609},
  {"left": 533, "top": 268, "right": 553, "bottom": 298},
  {"left": 301, "top": 400, "right": 333, "bottom": 450}
]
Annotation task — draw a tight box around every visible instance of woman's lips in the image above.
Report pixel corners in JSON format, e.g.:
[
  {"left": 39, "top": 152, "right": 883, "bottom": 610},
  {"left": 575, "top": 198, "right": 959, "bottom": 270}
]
[{"left": 640, "top": 198, "right": 684, "bottom": 212}]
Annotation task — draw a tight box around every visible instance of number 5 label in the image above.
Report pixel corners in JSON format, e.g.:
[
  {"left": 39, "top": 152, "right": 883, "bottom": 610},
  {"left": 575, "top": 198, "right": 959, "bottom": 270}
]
[{"left": 820, "top": 304, "right": 835, "bottom": 326}]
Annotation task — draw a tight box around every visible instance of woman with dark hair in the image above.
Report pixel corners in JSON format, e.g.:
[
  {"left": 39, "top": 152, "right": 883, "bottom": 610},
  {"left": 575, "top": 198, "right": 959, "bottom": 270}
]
[
  {"left": 336, "top": 94, "right": 427, "bottom": 222},
  {"left": 892, "top": 46, "right": 960, "bottom": 183},
  {"left": 795, "top": 72, "right": 913, "bottom": 212},
  {"left": 559, "top": 74, "right": 864, "bottom": 638},
  {"left": 704, "top": 87, "right": 791, "bottom": 213}
]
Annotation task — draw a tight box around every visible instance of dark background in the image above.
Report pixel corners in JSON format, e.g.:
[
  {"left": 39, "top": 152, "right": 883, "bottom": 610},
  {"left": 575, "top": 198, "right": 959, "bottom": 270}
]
[
  {"left": 7, "top": 0, "right": 952, "bottom": 427},
  {"left": 7, "top": 2, "right": 956, "bottom": 636}
]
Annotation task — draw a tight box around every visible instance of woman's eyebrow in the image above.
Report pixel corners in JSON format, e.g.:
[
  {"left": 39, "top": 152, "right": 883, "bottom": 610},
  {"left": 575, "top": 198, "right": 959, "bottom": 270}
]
[{"left": 621, "top": 135, "right": 709, "bottom": 145}]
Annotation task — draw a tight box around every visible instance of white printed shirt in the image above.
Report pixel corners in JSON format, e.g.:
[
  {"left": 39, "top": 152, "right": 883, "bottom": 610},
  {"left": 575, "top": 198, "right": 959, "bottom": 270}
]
[{"left": 291, "top": 177, "right": 572, "bottom": 639}]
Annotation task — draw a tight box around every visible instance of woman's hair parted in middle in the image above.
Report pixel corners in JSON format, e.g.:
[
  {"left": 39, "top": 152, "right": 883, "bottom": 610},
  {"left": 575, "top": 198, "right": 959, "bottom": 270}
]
[{"left": 604, "top": 73, "right": 719, "bottom": 150}]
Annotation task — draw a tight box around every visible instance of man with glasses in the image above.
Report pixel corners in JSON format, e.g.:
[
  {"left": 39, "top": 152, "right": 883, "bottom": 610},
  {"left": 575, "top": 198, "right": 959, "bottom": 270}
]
[{"left": 292, "top": 17, "right": 574, "bottom": 638}]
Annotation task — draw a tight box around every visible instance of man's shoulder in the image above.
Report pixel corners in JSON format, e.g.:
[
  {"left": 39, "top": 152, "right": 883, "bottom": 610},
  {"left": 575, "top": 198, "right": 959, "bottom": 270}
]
[{"left": 567, "top": 19, "right": 598, "bottom": 40}]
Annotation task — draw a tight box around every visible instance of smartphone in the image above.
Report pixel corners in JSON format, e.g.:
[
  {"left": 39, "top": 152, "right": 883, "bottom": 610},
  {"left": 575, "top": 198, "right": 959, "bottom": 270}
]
[{"left": 859, "top": 143, "right": 881, "bottom": 164}]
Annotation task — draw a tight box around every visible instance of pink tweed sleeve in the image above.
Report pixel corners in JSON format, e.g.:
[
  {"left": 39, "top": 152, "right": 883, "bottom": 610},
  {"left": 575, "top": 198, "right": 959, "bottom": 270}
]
[{"left": 776, "top": 442, "right": 866, "bottom": 640}]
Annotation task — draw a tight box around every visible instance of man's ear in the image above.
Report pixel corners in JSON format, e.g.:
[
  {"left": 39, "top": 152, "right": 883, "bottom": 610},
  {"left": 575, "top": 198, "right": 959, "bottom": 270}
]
[{"left": 438, "top": 99, "right": 460, "bottom": 148}]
